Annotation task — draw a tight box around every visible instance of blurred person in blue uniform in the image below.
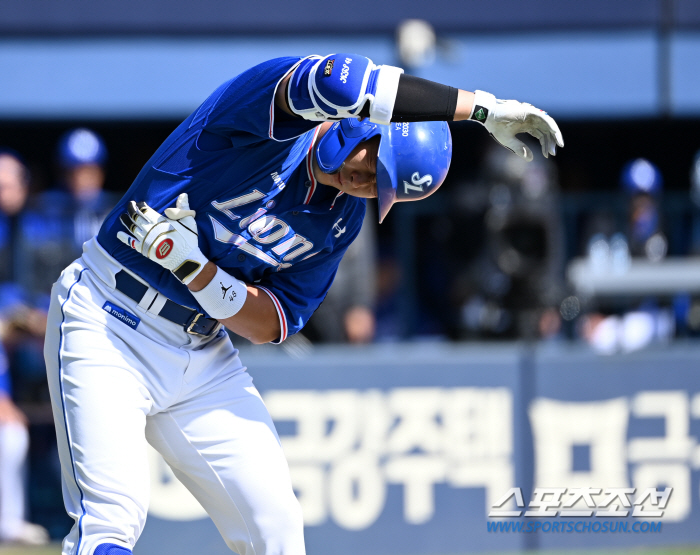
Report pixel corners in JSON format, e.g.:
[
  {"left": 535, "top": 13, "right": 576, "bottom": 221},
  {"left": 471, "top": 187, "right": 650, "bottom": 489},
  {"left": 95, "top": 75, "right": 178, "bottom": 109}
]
[
  {"left": 0, "top": 151, "right": 50, "bottom": 545},
  {"left": 580, "top": 159, "right": 674, "bottom": 354},
  {"left": 0, "top": 152, "right": 49, "bottom": 401},
  {"left": 621, "top": 158, "right": 668, "bottom": 260},
  {"left": 29, "top": 129, "right": 118, "bottom": 297}
]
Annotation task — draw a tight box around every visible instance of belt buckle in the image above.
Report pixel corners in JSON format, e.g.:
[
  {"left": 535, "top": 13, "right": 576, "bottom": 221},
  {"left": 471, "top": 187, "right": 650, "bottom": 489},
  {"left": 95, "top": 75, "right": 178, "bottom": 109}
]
[{"left": 186, "top": 313, "right": 207, "bottom": 337}]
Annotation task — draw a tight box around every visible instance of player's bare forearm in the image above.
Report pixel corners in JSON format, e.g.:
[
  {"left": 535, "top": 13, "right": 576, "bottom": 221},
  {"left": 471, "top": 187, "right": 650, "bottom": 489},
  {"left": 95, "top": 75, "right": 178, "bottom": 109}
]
[
  {"left": 188, "top": 262, "right": 281, "bottom": 344},
  {"left": 453, "top": 90, "right": 475, "bottom": 121}
]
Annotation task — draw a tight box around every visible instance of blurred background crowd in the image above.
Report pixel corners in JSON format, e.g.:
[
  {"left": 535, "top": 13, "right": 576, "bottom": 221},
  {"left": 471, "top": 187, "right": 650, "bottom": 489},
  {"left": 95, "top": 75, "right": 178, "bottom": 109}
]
[{"left": 1, "top": 0, "right": 700, "bottom": 547}]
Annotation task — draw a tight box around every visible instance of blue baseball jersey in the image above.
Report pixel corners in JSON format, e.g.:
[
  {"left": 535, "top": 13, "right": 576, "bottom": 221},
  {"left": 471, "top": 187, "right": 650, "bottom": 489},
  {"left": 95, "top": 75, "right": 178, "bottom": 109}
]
[{"left": 97, "top": 56, "right": 366, "bottom": 342}]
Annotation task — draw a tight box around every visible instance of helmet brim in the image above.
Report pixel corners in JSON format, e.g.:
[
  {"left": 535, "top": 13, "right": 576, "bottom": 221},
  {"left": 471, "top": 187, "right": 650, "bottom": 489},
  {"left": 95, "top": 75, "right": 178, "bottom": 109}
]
[{"left": 376, "top": 125, "right": 396, "bottom": 224}]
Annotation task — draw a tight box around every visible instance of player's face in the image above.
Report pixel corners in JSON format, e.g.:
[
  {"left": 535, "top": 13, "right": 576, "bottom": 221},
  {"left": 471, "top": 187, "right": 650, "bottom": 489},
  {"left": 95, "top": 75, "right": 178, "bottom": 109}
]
[{"left": 315, "top": 136, "right": 379, "bottom": 199}]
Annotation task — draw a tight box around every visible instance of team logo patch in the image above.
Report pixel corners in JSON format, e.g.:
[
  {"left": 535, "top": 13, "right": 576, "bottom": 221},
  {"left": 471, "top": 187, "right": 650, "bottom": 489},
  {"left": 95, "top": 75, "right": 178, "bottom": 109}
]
[
  {"left": 156, "top": 238, "right": 174, "bottom": 259},
  {"left": 332, "top": 217, "right": 346, "bottom": 238},
  {"left": 102, "top": 302, "right": 140, "bottom": 330},
  {"left": 323, "top": 59, "right": 335, "bottom": 77}
]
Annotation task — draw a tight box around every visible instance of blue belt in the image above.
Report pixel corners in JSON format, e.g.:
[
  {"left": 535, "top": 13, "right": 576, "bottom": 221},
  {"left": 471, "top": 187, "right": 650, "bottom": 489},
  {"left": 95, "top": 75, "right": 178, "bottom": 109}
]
[{"left": 114, "top": 270, "right": 219, "bottom": 337}]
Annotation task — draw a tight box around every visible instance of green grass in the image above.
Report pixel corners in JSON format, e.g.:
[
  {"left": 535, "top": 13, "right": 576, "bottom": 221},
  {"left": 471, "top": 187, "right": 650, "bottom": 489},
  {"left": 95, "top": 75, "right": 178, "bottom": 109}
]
[
  {"left": 533, "top": 550, "right": 700, "bottom": 555},
  {"left": 0, "top": 545, "right": 61, "bottom": 555},
  {"left": 0, "top": 546, "right": 698, "bottom": 555}
]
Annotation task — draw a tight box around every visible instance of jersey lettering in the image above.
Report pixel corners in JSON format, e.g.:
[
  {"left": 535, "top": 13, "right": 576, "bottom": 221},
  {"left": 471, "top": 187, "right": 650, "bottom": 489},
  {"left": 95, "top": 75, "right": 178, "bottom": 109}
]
[
  {"left": 238, "top": 208, "right": 267, "bottom": 229},
  {"left": 272, "top": 234, "right": 314, "bottom": 262},
  {"left": 248, "top": 216, "right": 290, "bottom": 244},
  {"left": 209, "top": 214, "right": 314, "bottom": 269},
  {"left": 211, "top": 189, "right": 266, "bottom": 220}
]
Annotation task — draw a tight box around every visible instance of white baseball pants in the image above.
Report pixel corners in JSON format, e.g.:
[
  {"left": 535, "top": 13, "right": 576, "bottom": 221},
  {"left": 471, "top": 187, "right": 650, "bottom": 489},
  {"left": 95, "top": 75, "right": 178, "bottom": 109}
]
[{"left": 44, "top": 240, "right": 305, "bottom": 555}]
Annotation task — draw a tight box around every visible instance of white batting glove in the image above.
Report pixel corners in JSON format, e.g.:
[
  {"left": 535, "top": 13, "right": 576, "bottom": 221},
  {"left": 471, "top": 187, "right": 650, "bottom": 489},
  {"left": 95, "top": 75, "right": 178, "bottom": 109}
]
[
  {"left": 117, "top": 193, "right": 209, "bottom": 285},
  {"left": 470, "top": 90, "right": 564, "bottom": 161}
]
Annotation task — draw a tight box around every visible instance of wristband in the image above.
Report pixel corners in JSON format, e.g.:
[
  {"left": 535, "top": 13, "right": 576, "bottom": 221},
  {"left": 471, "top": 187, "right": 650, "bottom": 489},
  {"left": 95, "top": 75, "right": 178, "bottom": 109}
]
[
  {"left": 190, "top": 266, "right": 248, "bottom": 320},
  {"left": 469, "top": 90, "right": 495, "bottom": 124}
]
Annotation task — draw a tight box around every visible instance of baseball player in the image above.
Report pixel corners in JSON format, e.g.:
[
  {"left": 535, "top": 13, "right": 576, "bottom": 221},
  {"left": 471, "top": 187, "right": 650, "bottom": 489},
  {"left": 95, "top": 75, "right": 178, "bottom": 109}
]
[{"left": 44, "top": 53, "right": 562, "bottom": 555}]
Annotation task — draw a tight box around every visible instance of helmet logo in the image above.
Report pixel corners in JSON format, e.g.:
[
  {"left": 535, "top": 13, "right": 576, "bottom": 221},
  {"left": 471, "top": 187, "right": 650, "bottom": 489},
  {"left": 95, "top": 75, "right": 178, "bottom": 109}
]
[{"left": 403, "top": 172, "right": 433, "bottom": 194}]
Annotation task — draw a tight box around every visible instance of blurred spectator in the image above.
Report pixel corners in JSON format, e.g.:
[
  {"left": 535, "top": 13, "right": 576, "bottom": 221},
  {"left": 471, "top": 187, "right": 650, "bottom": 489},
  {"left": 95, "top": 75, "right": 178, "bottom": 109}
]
[
  {"left": 28, "top": 128, "right": 118, "bottom": 297},
  {"left": 0, "top": 152, "right": 48, "bottom": 401},
  {"left": 579, "top": 158, "right": 675, "bottom": 354},
  {"left": 689, "top": 149, "right": 700, "bottom": 254},
  {"left": 621, "top": 158, "right": 667, "bottom": 260},
  {"left": 681, "top": 149, "right": 700, "bottom": 335},
  {"left": 0, "top": 166, "right": 51, "bottom": 548},
  {"left": 305, "top": 205, "right": 378, "bottom": 344},
  {"left": 0, "top": 150, "right": 31, "bottom": 284}
]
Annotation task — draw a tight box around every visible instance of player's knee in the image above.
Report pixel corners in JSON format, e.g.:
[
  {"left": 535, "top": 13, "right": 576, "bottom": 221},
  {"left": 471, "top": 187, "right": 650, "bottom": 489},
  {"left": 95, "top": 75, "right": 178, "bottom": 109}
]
[{"left": 93, "top": 543, "right": 132, "bottom": 555}]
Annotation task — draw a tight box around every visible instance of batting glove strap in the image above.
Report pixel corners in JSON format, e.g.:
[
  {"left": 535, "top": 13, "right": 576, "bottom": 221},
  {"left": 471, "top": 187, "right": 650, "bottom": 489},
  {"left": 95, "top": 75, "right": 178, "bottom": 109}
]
[
  {"left": 190, "top": 266, "right": 248, "bottom": 320},
  {"left": 470, "top": 90, "right": 564, "bottom": 162},
  {"left": 170, "top": 249, "right": 210, "bottom": 285}
]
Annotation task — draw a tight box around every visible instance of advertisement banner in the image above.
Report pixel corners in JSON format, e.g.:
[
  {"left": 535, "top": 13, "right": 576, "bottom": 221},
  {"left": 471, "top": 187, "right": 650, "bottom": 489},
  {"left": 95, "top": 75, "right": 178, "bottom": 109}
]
[{"left": 134, "top": 344, "right": 700, "bottom": 555}]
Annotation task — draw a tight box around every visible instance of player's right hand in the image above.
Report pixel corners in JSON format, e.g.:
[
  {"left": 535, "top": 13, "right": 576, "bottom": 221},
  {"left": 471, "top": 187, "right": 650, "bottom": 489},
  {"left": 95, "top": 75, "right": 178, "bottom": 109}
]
[
  {"left": 470, "top": 90, "right": 564, "bottom": 162},
  {"left": 117, "top": 193, "right": 209, "bottom": 285}
]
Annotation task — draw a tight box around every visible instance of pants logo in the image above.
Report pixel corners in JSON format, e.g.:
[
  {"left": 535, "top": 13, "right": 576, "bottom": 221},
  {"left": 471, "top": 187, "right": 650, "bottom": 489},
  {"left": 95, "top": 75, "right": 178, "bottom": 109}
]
[
  {"left": 156, "top": 239, "right": 174, "bottom": 259},
  {"left": 102, "top": 301, "right": 140, "bottom": 330}
]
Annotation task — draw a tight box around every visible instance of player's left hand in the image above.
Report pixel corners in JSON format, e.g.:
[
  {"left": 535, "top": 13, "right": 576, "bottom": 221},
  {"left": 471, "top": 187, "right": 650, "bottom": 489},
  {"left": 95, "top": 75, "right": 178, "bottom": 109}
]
[
  {"left": 117, "top": 193, "right": 209, "bottom": 284},
  {"left": 471, "top": 90, "right": 564, "bottom": 162}
]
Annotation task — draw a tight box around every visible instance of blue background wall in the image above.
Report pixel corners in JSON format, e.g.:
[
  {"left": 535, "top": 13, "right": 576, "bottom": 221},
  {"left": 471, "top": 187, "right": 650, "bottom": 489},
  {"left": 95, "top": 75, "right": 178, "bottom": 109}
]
[
  {"left": 2, "top": 31, "right": 699, "bottom": 120},
  {"left": 1, "top": 0, "right": 693, "bottom": 33},
  {"left": 132, "top": 343, "right": 700, "bottom": 555}
]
